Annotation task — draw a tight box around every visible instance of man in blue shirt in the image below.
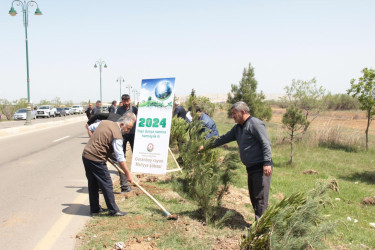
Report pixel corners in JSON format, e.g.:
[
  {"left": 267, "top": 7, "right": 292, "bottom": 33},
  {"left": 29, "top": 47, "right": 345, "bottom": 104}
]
[{"left": 196, "top": 106, "right": 219, "bottom": 139}]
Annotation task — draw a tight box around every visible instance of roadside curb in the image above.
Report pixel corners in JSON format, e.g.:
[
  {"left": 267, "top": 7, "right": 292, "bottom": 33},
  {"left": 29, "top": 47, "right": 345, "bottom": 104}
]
[{"left": 0, "top": 116, "right": 87, "bottom": 139}]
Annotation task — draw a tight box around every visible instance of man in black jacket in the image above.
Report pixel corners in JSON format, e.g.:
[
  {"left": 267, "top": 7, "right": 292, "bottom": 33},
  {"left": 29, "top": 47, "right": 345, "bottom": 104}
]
[
  {"left": 108, "top": 100, "right": 117, "bottom": 113},
  {"left": 116, "top": 94, "right": 138, "bottom": 152},
  {"left": 173, "top": 101, "right": 186, "bottom": 119},
  {"left": 204, "top": 101, "right": 273, "bottom": 220}
]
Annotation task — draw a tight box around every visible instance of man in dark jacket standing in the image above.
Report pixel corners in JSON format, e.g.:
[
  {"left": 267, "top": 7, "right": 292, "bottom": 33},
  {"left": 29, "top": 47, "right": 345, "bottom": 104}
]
[
  {"left": 204, "top": 101, "right": 273, "bottom": 220},
  {"left": 116, "top": 94, "right": 138, "bottom": 151},
  {"left": 92, "top": 100, "right": 102, "bottom": 115},
  {"left": 108, "top": 100, "right": 117, "bottom": 113},
  {"left": 85, "top": 103, "right": 94, "bottom": 119}
]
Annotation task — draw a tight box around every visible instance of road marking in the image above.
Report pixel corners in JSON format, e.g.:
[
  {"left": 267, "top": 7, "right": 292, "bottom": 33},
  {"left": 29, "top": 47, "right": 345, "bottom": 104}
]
[
  {"left": 33, "top": 193, "right": 88, "bottom": 250},
  {"left": 53, "top": 136, "right": 70, "bottom": 143}
]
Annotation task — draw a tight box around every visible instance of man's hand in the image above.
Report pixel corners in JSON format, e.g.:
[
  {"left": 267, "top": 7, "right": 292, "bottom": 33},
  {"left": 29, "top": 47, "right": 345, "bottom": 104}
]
[
  {"left": 263, "top": 165, "right": 272, "bottom": 177},
  {"left": 118, "top": 161, "right": 133, "bottom": 183},
  {"left": 126, "top": 173, "right": 134, "bottom": 183}
]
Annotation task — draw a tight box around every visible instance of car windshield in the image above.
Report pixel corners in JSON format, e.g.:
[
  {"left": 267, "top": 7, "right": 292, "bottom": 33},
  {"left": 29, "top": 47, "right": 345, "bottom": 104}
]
[
  {"left": 57, "top": 108, "right": 63, "bottom": 111},
  {"left": 72, "top": 106, "right": 79, "bottom": 108},
  {"left": 64, "top": 108, "right": 70, "bottom": 110},
  {"left": 39, "top": 106, "right": 49, "bottom": 109},
  {"left": 17, "top": 109, "right": 27, "bottom": 113}
]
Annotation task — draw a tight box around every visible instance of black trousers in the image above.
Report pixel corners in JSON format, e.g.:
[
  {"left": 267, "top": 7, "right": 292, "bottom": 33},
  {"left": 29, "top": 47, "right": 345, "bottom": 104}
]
[
  {"left": 82, "top": 156, "right": 119, "bottom": 214},
  {"left": 123, "top": 133, "right": 135, "bottom": 152},
  {"left": 247, "top": 167, "right": 272, "bottom": 221}
]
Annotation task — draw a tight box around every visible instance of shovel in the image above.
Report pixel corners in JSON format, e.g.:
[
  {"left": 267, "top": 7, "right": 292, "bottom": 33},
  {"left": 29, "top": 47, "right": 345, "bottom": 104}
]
[{"left": 107, "top": 158, "right": 178, "bottom": 220}]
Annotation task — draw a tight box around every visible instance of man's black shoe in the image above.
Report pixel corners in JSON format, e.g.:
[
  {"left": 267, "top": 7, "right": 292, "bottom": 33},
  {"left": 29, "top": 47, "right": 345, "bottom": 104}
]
[
  {"left": 90, "top": 207, "right": 109, "bottom": 216},
  {"left": 109, "top": 211, "right": 128, "bottom": 216},
  {"left": 121, "top": 187, "right": 136, "bottom": 194}
]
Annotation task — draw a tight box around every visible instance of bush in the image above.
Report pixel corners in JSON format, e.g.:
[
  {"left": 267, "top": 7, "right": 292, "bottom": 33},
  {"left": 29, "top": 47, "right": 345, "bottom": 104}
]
[{"left": 324, "top": 94, "right": 360, "bottom": 110}]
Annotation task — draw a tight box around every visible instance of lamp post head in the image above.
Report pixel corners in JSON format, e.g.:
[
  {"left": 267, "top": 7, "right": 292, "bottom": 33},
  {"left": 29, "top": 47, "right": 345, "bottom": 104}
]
[
  {"left": 34, "top": 8, "right": 43, "bottom": 15},
  {"left": 104, "top": 64, "right": 107, "bottom": 68},
  {"left": 9, "top": 6, "right": 17, "bottom": 16},
  {"left": 94, "top": 64, "right": 97, "bottom": 68}
]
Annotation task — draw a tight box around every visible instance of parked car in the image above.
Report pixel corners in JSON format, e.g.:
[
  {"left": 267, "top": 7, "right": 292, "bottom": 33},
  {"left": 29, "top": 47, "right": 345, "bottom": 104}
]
[
  {"left": 72, "top": 105, "right": 83, "bottom": 114},
  {"left": 13, "top": 108, "right": 37, "bottom": 120},
  {"left": 64, "top": 107, "right": 73, "bottom": 115},
  {"left": 56, "top": 107, "right": 67, "bottom": 117},
  {"left": 36, "top": 105, "right": 57, "bottom": 118}
]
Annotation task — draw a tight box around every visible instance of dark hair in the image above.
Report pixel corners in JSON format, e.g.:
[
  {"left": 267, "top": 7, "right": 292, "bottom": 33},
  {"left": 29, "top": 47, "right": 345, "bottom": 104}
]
[
  {"left": 96, "top": 100, "right": 101, "bottom": 104},
  {"left": 121, "top": 94, "right": 130, "bottom": 100},
  {"left": 112, "top": 100, "right": 117, "bottom": 105},
  {"left": 195, "top": 106, "right": 201, "bottom": 112}
]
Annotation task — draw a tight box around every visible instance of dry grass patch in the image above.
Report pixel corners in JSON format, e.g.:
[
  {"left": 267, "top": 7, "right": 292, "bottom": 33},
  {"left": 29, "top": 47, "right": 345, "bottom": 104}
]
[
  {"left": 302, "top": 169, "right": 319, "bottom": 175},
  {"left": 362, "top": 196, "right": 375, "bottom": 205}
]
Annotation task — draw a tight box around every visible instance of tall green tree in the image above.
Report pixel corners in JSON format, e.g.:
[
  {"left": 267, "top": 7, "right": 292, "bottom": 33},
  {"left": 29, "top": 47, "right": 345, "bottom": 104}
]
[
  {"left": 282, "top": 106, "right": 310, "bottom": 164},
  {"left": 227, "top": 63, "right": 272, "bottom": 121},
  {"left": 347, "top": 68, "right": 375, "bottom": 151}
]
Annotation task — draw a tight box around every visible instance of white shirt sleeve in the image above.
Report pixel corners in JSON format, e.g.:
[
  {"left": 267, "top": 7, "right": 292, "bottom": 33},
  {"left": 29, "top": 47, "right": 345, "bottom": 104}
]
[
  {"left": 112, "top": 139, "right": 125, "bottom": 162},
  {"left": 88, "top": 122, "right": 101, "bottom": 132}
]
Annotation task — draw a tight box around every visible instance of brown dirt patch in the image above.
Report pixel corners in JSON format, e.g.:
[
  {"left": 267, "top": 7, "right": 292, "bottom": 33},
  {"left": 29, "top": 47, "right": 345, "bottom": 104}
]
[
  {"left": 302, "top": 170, "right": 319, "bottom": 175},
  {"left": 362, "top": 196, "right": 375, "bottom": 205},
  {"left": 135, "top": 173, "right": 173, "bottom": 183},
  {"left": 125, "top": 233, "right": 161, "bottom": 249}
]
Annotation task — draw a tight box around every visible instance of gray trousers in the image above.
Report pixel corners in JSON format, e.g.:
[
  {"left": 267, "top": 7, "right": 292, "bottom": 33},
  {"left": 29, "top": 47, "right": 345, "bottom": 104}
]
[
  {"left": 247, "top": 167, "right": 272, "bottom": 220},
  {"left": 119, "top": 170, "right": 131, "bottom": 191},
  {"left": 109, "top": 154, "right": 131, "bottom": 191}
]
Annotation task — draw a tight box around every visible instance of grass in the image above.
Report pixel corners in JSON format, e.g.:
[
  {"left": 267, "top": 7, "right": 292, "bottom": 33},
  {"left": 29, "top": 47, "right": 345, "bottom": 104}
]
[{"left": 77, "top": 109, "right": 375, "bottom": 249}]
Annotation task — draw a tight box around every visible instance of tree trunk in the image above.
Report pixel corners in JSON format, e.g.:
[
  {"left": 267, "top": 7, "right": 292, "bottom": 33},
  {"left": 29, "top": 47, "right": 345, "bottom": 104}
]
[
  {"left": 290, "top": 130, "right": 294, "bottom": 164},
  {"left": 365, "top": 110, "right": 370, "bottom": 151}
]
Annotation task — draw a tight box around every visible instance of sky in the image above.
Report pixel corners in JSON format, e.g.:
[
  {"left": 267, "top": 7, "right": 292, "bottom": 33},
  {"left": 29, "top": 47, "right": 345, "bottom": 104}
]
[{"left": 1, "top": 0, "right": 374, "bottom": 104}]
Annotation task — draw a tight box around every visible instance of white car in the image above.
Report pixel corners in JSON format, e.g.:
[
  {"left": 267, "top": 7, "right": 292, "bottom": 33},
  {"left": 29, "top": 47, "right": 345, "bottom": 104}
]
[
  {"left": 13, "top": 108, "right": 37, "bottom": 120},
  {"left": 72, "top": 105, "right": 84, "bottom": 114},
  {"left": 36, "top": 105, "right": 57, "bottom": 118},
  {"left": 64, "top": 107, "right": 74, "bottom": 115}
]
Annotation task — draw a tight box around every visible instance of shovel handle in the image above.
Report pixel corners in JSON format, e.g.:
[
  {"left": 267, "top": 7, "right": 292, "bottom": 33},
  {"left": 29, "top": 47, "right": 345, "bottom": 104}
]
[{"left": 107, "top": 159, "right": 171, "bottom": 217}]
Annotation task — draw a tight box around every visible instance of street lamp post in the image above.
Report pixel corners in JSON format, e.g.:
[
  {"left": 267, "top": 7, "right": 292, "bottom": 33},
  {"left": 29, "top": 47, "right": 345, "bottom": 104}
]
[
  {"left": 132, "top": 89, "right": 137, "bottom": 103},
  {"left": 116, "top": 76, "right": 125, "bottom": 100},
  {"left": 94, "top": 58, "right": 107, "bottom": 111},
  {"left": 9, "top": 0, "right": 42, "bottom": 125},
  {"left": 125, "top": 84, "right": 132, "bottom": 95}
]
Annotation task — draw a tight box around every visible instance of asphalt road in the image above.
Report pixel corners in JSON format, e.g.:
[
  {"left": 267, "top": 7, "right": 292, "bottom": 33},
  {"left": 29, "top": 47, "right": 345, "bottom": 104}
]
[
  {"left": 0, "top": 114, "right": 83, "bottom": 130},
  {"left": 0, "top": 116, "right": 95, "bottom": 249}
]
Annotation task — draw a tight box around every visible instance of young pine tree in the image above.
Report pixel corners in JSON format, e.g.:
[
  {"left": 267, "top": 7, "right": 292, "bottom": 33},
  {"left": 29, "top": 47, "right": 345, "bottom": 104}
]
[
  {"left": 282, "top": 105, "right": 309, "bottom": 164},
  {"left": 175, "top": 108, "right": 240, "bottom": 224}
]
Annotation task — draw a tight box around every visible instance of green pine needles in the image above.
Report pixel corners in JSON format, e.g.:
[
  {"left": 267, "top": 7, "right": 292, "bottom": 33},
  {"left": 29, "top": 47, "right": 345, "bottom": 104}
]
[
  {"left": 241, "top": 180, "right": 335, "bottom": 249},
  {"left": 173, "top": 110, "right": 241, "bottom": 225}
]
